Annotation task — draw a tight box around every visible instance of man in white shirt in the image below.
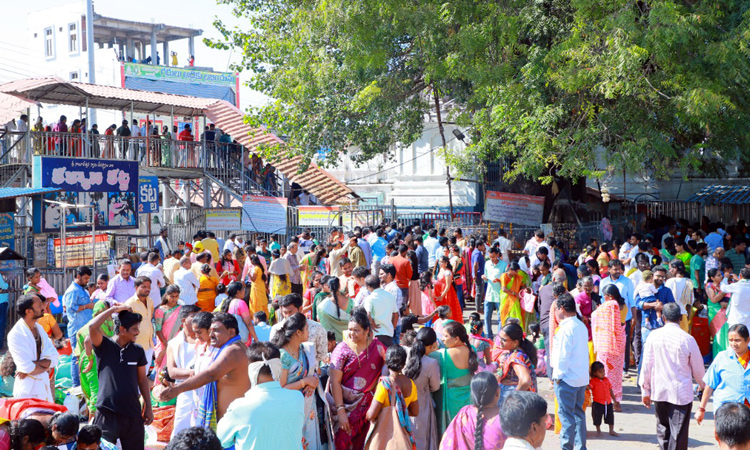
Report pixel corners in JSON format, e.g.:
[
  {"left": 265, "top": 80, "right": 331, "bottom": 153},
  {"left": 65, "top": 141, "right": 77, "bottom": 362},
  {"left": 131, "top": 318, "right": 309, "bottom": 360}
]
[
  {"left": 362, "top": 275, "right": 398, "bottom": 347},
  {"left": 498, "top": 391, "right": 549, "bottom": 450},
  {"left": 493, "top": 229, "right": 512, "bottom": 263},
  {"left": 423, "top": 229, "right": 440, "bottom": 269},
  {"left": 550, "top": 293, "right": 589, "bottom": 450},
  {"left": 136, "top": 252, "right": 165, "bottom": 305},
  {"left": 14, "top": 114, "right": 28, "bottom": 163},
  {"left": 523, "top": 230, "right": 548, "bottom": 257},
  {"left": 724, "top": 267, "right": 750, "bottom": 329},
  {"left": 379, "top": 263, "right": 403, "bottom": 310},
  {"left": 223, "top": 233, "right": 237, "bottom": 254},
  {"left": 174, "top": 257, "right": 200, "bottom": 306}
]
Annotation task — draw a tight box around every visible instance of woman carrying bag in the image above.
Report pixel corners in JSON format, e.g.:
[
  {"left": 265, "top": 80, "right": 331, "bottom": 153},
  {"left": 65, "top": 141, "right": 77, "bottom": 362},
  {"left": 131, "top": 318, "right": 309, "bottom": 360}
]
[{"left": 365, "top": 345, "right": 419, "bottom": 450}]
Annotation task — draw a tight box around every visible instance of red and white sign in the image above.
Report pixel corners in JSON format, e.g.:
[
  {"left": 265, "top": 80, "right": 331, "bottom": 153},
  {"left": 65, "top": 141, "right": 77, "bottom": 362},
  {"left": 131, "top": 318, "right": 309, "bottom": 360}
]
[
  {"left": 484, "top": 191, "right": 545, "bottom": 226},
  {"left": 53, "top": 234, "right": 109, "bottom": 268}
]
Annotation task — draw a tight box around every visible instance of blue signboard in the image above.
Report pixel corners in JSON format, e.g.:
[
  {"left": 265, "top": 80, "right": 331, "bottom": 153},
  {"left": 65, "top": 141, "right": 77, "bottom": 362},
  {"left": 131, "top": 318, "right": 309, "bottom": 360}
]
[
  {"left": 139, "top": 176, "right": 159, "bottom": 213},
  {"left": 32, "top": 156, "right": 139, "bottom": 233},
  {"left": 0, "top": 213, "right": 14, "bottom": 249}
]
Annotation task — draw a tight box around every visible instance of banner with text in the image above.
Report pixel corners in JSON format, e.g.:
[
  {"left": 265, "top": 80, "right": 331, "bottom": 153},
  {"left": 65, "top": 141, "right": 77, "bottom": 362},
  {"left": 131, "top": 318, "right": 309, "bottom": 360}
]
[
  {"left": 241, "top": 195, "right": 287, "bottom": 234},
  {"left": 53, "top": 234, "right": 109, "bottom": 268},
  {"left": 484, "top": 191, "right": 545, "bottom": 227},
  {"left": 124, "top": 63, "right": 237, "bottom": 87},
  {"left": 138, "top": 176, "right": 159, "bottom": 214},
  {"left": 32, "top": 156, "right": 139, "bottom": 232},
  {"left": 206, "top": 209, "right": 242, "bottom": 231},
  {"left": 298, "top": 206, "right": 340, "bottom": 227}
]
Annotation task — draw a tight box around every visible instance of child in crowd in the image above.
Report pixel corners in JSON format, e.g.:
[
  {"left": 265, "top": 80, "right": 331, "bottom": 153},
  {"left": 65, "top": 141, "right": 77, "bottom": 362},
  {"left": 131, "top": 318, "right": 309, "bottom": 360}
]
[
  {"left": 420, "top": 271, "right": 437, "bottom": 316},
  {"left": 253, "top": 311, "right": 272, "bottom": 342},
  {"left": 635, "top": 270, "right": 660, "bottom": 328},
  {"left": 589, "top": 361, "right": 619, "bottom": 437},
  {"left": 214, "top": 283, "right": 228, "bottom": 309},
  {"left": 468, "top": 316, "right": 493, "bottom": 367},
  {"left": 528, "top": 323, "right": 546, "bottom": 377}
]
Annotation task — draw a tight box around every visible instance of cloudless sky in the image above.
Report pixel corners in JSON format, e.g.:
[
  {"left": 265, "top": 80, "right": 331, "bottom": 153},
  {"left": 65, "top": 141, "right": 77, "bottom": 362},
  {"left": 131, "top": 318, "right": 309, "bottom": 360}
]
[{"left": 0, "top": 0, "right": 270, "bottom": 109}]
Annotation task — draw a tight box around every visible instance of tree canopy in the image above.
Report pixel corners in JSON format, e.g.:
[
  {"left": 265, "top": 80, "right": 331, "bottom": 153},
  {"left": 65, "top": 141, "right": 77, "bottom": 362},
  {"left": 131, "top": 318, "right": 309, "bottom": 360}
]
[{"left": 209, "top": 0, "right": 750, "bottom": 182}]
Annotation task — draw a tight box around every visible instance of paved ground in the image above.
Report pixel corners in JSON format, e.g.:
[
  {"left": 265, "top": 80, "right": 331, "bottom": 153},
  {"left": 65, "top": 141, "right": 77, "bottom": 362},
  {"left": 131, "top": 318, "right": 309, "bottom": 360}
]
[{"left": 535, "top": 372, "right": 717, "bottom": 450}]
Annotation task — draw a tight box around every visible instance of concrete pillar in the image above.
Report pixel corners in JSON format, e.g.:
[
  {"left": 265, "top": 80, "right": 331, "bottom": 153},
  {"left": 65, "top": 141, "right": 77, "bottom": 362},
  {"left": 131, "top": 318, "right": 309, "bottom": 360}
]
[
  {"left": 126, "top": 37, "right": 134, "bottom": 60},
  {"left": 162, "top": 41, "right": 169, "bottom": 66},
  {"left": 188, "top": 37, "right": 195, "bottom": 59},
  {"left": 151, "top": 29, "right": 157, "bottom": 65},
  {"left": 203, "top": 176, "right": 211, "bottom": 208}
]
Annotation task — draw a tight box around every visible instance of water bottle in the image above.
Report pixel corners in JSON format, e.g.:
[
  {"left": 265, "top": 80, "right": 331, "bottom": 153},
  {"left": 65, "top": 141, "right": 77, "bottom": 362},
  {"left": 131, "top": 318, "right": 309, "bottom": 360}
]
[{"left": 63, "top": 392, "right": 78, "bottom": 414}]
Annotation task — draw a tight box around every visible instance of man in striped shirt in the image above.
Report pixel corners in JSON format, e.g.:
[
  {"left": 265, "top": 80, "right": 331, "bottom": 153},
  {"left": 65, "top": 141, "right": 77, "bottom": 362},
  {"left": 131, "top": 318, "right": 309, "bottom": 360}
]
[{"left": 639, "top": 303, "right": 705, "bottom": 450}]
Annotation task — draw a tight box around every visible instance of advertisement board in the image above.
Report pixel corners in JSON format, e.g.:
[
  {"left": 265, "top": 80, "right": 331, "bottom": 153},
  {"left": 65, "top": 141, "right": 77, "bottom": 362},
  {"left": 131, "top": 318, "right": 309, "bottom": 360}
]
[
  {"left": 53, "top": 234, "right": 109, "bottom": 268},
  {"left": 298, "top": 206, "right": 340, "bottom": 226},
  {"left": 124, "top": 63, "right": 237, "bottom": 87},
  {"left": 206, "top": 209, "right": 242, "bottom": 231},
  {"left": 0, "top": 213, "right": 14, "bottom": 250},
  {"left": 32, "top": 156, "right": 139, "bottom": 232},
  {"left": 484, "top": 191, "right": 545, "bottom": 226},
  {"left": 138, "top": 176, "right": 159, "bottom": 213},
  {"left": 241, "top": 195, "right": 287, "bottom": 234}
]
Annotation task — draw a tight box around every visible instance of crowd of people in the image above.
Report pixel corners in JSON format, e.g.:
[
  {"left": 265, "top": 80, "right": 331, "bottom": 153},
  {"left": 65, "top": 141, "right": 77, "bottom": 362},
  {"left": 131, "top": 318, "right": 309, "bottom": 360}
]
[{"left": 3, "top": 219, "right": 750, "bottom": 449}]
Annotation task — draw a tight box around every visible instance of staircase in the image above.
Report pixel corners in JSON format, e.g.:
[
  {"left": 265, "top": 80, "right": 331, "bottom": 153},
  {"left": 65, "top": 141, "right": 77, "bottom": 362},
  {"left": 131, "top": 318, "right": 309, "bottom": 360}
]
[{"left": 202, "top": 145, "right": 281, "bottom": 205}]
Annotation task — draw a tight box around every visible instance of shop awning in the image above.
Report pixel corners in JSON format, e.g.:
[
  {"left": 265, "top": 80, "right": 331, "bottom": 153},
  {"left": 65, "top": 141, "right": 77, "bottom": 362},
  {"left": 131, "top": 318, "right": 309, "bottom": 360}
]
[
  {"left": 684, "top": 184, "right": 750, "bottom": 205},
  {"left": 0, "top": 187, "right": 61, "bottom": 200}
]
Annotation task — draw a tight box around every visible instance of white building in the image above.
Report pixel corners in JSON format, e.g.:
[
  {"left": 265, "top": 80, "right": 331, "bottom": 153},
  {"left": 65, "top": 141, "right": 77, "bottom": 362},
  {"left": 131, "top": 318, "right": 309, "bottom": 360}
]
[
  {"left": 328, "top": 117, "right": 479, "bottom": 211},
  {"left": 25, "top": 1, "right": 202, "bottom": 126}
]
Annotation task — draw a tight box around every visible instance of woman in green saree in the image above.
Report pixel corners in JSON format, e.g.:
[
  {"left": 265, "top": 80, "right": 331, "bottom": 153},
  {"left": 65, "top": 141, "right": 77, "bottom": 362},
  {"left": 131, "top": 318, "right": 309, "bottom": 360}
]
[
  {"left": 706, "top": 268, "right": 730, "bottom": 357},
  {"left": 316, "top": 277, "right": 353, "bottom": 342},
  {"left": 429, "top": 320, "right": 478, "bottom": 435}
]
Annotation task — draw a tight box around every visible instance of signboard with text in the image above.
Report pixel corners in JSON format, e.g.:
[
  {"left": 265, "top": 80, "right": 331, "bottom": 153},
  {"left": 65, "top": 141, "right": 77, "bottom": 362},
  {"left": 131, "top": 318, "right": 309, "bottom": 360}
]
[
  {"left": 484, "top": 191, "right": 545, "bottom": 226},
  {"left": 124, "top": 63, "right": 237, "bottom": 87},
  {"left": 0, "top": 213, "right": 14, "bottom": 250},
  {"left": 53, "top": 234, "right": 109, "bottom": 268},
  {"left": 241, "top": 195, "right": 287, "bottom": 234},
  {"left": 206, "top": 209, "right": 242, "bottom": 231},
  {"left": 298, "top": 206, "right": 340, "bottom": 227},
  {"left": 32, "top": 156, "right": 139, "bottom": 232},
  {"left": 138, "top": 176, "right": 159, "bottom": 213}
]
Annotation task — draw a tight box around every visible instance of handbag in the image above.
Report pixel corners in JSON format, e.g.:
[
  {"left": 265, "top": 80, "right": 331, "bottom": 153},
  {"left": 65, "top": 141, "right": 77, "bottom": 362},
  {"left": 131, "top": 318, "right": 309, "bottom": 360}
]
[
  {"left": 521, "top": 289, "right": 537, "bottom": 313},
  {"left": 364, "top": 379, "right": 414, "bottom": 450}
]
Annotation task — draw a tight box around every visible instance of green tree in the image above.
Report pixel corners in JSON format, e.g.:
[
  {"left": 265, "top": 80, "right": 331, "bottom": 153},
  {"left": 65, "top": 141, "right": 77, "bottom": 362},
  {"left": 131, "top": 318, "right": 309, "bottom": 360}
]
[{"left": 209, "top": 0, "right": 750, "bottom": 183}]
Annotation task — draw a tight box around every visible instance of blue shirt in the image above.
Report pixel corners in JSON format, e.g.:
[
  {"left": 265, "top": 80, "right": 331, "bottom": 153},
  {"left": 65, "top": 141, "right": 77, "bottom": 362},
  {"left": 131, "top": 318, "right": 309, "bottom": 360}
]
[
  {"left": 415, "top": 245, "right": 429, "bottom": 274},
  {"left": 387, "top": 229, "right": 398, "bottom": 242},
  {"left": 705, "top": 232, "right": 724, "bottom": 254},
  {"left": 217, "top": 381, "right": 304, "bottom": 450},
  {"left": 600, "top": 275, "right": 635, "bottom": 321},
  {"left": 63, "top": 281, "right": 93, "bottom": 337},
  {"left": 636, "top": 284, "right": 675, "bottom": 329},
  {"left": 471, "top": 249, "right": 485, "bottom": 277},
  {"left": 424, "top": 237, "right": 440, "bottom": 267},
  {"left": 371, "top": 237, "right": 387, "bottom": 262},
  {"left": 254, "top": 322, "right": 272, "bottom": 342},
  {"left": 0, "top": 273, "right": 8, "bottom": 304},
  {"left": 704, "top": 349, "right": 750, "bottom": 411}
]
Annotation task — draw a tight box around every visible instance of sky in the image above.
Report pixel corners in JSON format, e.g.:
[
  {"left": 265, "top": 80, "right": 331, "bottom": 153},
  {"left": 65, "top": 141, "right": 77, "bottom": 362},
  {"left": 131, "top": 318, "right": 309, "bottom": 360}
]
[{"left": 0, "top": 0, "right": 270, "bottom": 109}]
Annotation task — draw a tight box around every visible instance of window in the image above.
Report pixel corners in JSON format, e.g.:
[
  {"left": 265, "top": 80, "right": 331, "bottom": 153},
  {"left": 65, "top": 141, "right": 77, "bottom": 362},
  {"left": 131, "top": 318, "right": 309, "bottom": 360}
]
[
  {"left": 68, "top": 23, "right": 78, "bottom": 53},
  {"left": 69, "top": 71, "right": 79, "bottom": 80},
  {"left": 44, "top": 28, "right": 54, "bottom": 58}
]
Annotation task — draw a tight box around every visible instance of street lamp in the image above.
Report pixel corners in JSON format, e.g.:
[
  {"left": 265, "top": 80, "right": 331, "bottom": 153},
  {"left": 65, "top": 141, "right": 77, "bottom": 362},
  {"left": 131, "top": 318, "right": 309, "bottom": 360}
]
[{"left": 44, "top": 200, "right": 95, "bottom": 271}]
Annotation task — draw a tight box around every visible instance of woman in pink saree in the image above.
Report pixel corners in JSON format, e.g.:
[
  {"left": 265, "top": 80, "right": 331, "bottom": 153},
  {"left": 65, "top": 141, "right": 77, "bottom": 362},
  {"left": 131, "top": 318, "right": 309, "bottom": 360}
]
[
  {"left": 328, "top": 311, "right": 387, "bottom": 450},
  {"left": 154, "top": 285, "right": 183, "bottom": 375},
  {"left": 439, "top": 372, "right": 506, "bottom": 450},
  {"left": 591, "top": 284, "right": 626, "bottom": 404}
]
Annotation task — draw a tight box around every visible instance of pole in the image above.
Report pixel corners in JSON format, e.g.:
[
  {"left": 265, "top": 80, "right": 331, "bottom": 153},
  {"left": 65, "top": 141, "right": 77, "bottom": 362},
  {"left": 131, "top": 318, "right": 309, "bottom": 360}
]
[
  {"left": 432, "top": 88, "right": 453, "bottom": 219},
  {"left": 86, "top": 0, "right": 97, "bottom": 124},
  {"left": 91, "top": 212, "right": 96, "bottom": 273},
  {"left": 61, "top": 207, "right": 66, "bottom": 270}
]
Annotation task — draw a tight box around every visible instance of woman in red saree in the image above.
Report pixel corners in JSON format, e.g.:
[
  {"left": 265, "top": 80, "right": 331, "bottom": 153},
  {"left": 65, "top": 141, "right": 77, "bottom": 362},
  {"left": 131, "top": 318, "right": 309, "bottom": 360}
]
[
  {"left": 433, "top": 256, "right": 463, "bottom": 323},
  {"left": 328, "top": 311, "right": 387, "bottom": 450}
]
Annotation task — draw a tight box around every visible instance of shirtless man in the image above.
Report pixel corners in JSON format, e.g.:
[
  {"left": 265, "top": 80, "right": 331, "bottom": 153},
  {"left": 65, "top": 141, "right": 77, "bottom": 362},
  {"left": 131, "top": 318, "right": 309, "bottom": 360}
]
[{"left": 159, "top": 312, "right": 250, "bottom": 422}]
